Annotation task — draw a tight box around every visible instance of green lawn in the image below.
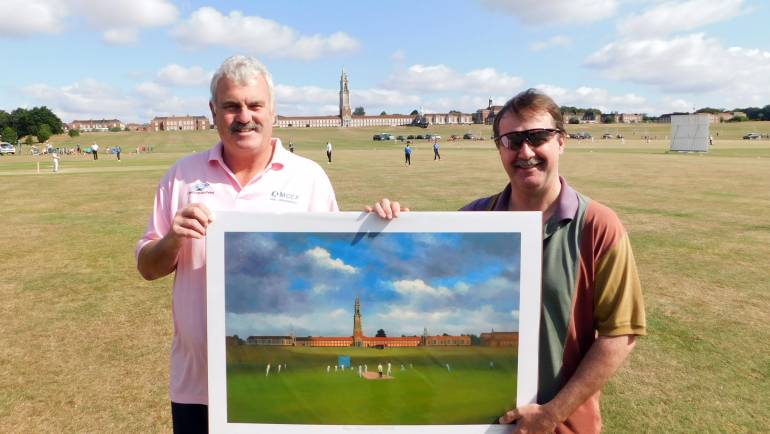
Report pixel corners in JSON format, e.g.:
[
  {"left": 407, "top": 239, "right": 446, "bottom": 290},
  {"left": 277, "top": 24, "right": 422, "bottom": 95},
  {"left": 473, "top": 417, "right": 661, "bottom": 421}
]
[{"left": 1, "top": 122, "right": 769, "bottom": 432}]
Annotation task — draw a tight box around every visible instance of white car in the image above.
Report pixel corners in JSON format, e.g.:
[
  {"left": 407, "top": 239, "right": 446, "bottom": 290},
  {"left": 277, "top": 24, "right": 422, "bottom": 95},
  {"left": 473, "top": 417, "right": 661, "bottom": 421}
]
[{"left": 0, "top": 142, "right": 16, "bottom": 155}]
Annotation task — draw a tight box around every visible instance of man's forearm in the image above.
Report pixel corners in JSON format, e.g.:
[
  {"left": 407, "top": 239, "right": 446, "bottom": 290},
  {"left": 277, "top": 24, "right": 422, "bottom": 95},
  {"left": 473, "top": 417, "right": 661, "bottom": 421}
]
[
  {"left": 137, "top": 235, "right": 183, "bottom": 280},
  {"left": 544, "top": 335, "right": 636, "bottom": 423}
]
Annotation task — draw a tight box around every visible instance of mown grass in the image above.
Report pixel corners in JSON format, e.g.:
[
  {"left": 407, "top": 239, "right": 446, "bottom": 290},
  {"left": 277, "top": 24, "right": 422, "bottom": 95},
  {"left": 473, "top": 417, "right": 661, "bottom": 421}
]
[{"left": 1, "top": 122, "right": 769, "bottom": 432}]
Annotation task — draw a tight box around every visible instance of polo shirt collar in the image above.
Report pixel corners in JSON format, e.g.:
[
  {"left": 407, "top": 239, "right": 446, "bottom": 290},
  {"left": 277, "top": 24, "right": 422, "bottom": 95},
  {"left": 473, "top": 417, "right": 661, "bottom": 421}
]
[
  {"left": 494, "top": 177, "right": 579, "bottom": 234},
  {"left": 207, "top": 137, "right": 287, "bottom": 171}
]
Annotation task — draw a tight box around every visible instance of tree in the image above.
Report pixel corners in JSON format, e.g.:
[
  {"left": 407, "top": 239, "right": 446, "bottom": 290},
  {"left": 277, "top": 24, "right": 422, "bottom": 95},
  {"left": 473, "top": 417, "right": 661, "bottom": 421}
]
[
  {"left": 380, "top": 111, "right": 387, "bottom": 116},
  {"left": 68, "top": 129, "right": 80, "bottom": 137},
  {"left": 353, "top": 106, "right": 365, "bottom": 116},
  {"left": 410, "top": 109, "right": 419, "bottom": 115},
  {"left": 2, "top": 126, "right": 17, "bottom": 144},
  {"left": 109, "top": 126, "right": 122, "bottom": 132},
  {"left": 375, "top": 329, "right": 387, "bottom": 337},
  {"left": 25, "top": 136, "right": 34, "bottom": 146},
  {"left": 36, "top": 124, "right": 52, "bottom": 143}
]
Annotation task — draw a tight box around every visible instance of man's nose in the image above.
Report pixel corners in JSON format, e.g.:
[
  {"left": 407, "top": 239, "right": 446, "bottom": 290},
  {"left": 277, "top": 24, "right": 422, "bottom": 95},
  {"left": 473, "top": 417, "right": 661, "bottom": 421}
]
[
  {"left": 517, "top": 140, "right": 536, "bottom": 158},
  {"left": 236, "top": 105, "right": 251, "bottom": 123}
]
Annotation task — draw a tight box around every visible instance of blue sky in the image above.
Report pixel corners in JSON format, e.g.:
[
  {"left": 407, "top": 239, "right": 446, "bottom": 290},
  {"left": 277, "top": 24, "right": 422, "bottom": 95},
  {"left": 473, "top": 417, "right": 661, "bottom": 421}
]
[
  {"left": 224, "top": 232, "right": 521, "bottom": 339},
  {"left": 1, "top": 0, "right": 768, "bottom": 123}
]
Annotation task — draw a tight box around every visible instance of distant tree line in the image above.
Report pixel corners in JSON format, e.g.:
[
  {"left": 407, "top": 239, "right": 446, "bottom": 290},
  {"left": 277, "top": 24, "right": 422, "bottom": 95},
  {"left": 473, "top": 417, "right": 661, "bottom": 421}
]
[{"left": 0, "top": 106, "right": 64, "bottom": 144}]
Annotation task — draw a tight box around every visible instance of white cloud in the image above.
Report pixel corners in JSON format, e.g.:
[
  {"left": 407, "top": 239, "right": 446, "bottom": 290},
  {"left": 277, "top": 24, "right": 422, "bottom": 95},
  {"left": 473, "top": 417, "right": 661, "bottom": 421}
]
[
  {"left": 0, "top": 0, "right": 68, "bottom": 36},
  {"left": 103, "top": 28, "right": 138, "bottom": 44},
  {"left": 305, "top": 247, "right": 357, "bottom": 274},
  {"left": 171, "top": 7, "right": 360, "bottom": 60},
  {"left": 19, "top": 78, "right": 206, "bottom": 123},
  {"left": 157, "top": 64, "right": 212, "bottom": 86},
  {"left": 479, "top": 0, "right": 618, "bottom": 24},
  {"left": 617, "top": 0, "right": 746, "bottom": 37},
  {"left": 584, "top": 33, "right": 770, "bottom": 99},
  {"left": 0, "top": 0, "right": 178, "bottom": 42},
  {"left": 391, "top": 279, "right": 452, "bottom": 298},
  {"left": 387, "top": 64, "right": 524, "bottom": 95},
  {"left": 529, "top": 35, "right": 572, "bottom": 52}
]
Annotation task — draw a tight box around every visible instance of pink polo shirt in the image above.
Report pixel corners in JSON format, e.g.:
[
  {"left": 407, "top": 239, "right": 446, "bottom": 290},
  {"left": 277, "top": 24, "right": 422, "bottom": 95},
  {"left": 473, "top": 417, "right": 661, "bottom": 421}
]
[{"left": 135, "top": 139, "right": 338, "bottom": 404}]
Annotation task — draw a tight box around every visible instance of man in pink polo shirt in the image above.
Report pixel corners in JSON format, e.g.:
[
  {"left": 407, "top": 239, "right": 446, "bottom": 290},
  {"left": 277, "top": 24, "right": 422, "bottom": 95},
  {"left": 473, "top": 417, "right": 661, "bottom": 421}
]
[{"left": 136, "top": 55, "right": 338, "bottom": 433}]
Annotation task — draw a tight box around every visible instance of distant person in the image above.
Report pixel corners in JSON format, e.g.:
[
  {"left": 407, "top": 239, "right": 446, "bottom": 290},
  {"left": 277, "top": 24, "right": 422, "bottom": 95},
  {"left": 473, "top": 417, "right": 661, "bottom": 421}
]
[
  {"left": 289, "top": 142, "right": 295, "bottom": 153},
  {"left": 52, "top": 152, "right": 60, "bottom": 172},
  {"left": 76, "top": 144, "right": 81, "bottom": 154},
  {"left": 91, "top": 143, "right": 99, "bottom": 160},
  {"left": 377, "top": 363, "right": 383, "bottom": 378},
  {"left": 326, "top": 141, "right": 333, "bottom": 163},
  {"left": 433, "top": 140, "right": 441, "bottom": 160},
  {"left": 387, "top": 361, "right": 392, "bottom": 377},
  {"left": 445, "top": 363, "right": 451, "bottom": 372},
  {"left": 709, "top": 135, "right": 713, "bottom": 146},
  {"left": 266, "top": 363, "right": 271, "bottom": 377},
  {"left": 327, "top": 365, "right": 331, "bottom": 374},
  {"left": 404, "top": 141, "right": 412, "bottom": 166},
  {"left": 116, "top": 145, "right": 122, "bottom": 161}
]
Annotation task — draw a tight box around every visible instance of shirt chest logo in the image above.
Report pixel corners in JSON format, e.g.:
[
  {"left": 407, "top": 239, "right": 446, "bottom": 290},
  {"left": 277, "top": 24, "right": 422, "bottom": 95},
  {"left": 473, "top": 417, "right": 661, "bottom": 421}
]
[
  {"left": 270, "top": 190, "right": 300, "bottom": 204},
  {"left": 188, "top": 182, "right": 214, "bottom": 195}
]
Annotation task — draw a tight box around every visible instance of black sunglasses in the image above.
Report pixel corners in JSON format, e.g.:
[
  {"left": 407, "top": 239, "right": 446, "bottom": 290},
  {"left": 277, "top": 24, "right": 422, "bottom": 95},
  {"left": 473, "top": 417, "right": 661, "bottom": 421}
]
[{"left": 494, "top": 128, "right": 562, "bottom": 151}]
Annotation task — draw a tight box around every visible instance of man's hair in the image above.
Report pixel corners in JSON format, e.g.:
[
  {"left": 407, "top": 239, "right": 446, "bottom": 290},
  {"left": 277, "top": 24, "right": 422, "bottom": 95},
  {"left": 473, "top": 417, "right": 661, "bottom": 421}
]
[
  {"left": 210, "top": 55, "right": 275, "bottom": 112},
  {"left": 492, "top": 88, "right": 565, "bottom": 138}
]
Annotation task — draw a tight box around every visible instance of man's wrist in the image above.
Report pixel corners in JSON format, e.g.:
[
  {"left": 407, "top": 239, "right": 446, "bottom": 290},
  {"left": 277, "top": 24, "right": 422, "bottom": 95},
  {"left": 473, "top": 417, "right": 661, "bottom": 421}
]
[{"left": 540, "top": 401, "right": 564, "bottom": 427}]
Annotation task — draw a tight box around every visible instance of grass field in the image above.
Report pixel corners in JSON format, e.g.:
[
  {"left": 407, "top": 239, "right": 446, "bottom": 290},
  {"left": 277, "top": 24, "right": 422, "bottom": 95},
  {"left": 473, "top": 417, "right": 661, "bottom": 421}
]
[
  {"left": 226, "top": 346, "right": 516, "bottom": 425},
  {"left": 1, "top": 121, "right": 769, "bottom": 432}
]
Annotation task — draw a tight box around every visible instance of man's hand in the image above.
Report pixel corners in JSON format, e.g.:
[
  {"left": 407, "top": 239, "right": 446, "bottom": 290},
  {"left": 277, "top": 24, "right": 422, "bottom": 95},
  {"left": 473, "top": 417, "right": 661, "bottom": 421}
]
[
  {"left": 137, "top": 203, "right": 214, "bottom": 280},
  {"left": 169, "top": 203, "right": 215, "bottom": 241},
  {"left": 365, "top": 198, "right": 409, "bottom": 220},
  {"left": 499, "top": 403, "right": 559, "bottom": 434}
]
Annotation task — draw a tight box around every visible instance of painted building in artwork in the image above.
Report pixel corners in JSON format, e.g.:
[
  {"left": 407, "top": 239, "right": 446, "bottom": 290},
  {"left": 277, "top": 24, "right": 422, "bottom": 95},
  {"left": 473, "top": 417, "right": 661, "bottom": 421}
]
[
  {"left": 243, "top": 296, "right": 480, "bottom": 348},
  {"left": 480, "top": 331, "right": 519, "bottom": 347}
]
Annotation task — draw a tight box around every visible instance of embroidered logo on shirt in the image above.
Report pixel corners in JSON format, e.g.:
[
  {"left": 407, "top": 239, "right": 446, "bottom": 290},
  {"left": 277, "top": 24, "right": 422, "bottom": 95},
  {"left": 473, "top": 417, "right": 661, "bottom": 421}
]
[
  {"left": 189, "top": 182, "right": 214, "bottom": 195},
  {"left": 270, "top": 190, "right": 300, "bottom": 204}
]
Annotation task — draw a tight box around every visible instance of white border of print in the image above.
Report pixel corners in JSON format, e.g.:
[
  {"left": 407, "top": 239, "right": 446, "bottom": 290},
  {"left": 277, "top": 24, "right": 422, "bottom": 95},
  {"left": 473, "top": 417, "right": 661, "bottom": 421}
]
[{"left": 206, "top": 211, "right": 542, "bottom": 434}]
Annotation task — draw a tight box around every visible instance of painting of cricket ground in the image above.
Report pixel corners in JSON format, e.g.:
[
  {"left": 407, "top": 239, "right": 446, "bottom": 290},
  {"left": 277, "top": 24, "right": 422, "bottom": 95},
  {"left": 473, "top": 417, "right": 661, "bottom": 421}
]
[{"left": 223, "top": 228, "right": 523, "bottom": 426}]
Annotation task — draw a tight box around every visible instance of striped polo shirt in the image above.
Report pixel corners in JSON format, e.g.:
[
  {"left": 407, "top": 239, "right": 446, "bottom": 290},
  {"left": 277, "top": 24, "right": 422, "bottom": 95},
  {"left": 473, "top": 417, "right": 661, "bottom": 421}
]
[{"left": 461, "top": 177, "right": 646, "bottom": 434}]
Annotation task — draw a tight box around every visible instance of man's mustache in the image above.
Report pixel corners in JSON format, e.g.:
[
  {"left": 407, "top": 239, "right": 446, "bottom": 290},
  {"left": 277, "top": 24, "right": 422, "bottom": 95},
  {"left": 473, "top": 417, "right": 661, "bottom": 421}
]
[{"left": 231, "top": 121, "right": 261, "bottom": 133}]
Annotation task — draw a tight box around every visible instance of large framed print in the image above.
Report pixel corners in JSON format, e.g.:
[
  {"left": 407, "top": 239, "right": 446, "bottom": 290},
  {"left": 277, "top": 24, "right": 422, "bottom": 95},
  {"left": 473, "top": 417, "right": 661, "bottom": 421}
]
[{"left": 207, "top": 211, "right": 542, "bottom": 433}]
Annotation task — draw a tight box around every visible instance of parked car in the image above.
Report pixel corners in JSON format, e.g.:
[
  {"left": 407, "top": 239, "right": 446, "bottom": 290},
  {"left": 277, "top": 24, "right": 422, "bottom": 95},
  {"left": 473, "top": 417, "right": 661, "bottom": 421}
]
[
  {"left": 415, "top": 134, "right": 425, "bottom": 140},
  {"left": 426, "top": 134, "right": 441, "bottom": 140},
  {"left": 372, "top": 133, "right": 395, "bottom": 141},
  {"left": 0, "top": 142, "right": 15, "bottom": 155},
  {"left": 406, "top": 134, "right": 415, "bottom": 140},
  {"left": 569, "top": 132, "right": 592, "bottom": 140},
  {"left": 743, "top": 133, "right": 761, "bottom": 140},
  {"left": 396, "top": 135, "right": 406, "bottom": 141},
  {"left": 602, "top": 133, "right": 614, "bottom": 139},
  {"left": 462, "top": 133, "right": 475, "bottom": 140}
]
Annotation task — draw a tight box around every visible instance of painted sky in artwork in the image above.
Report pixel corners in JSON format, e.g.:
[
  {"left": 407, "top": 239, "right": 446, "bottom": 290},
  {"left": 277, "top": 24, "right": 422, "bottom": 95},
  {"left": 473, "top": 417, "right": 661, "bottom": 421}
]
[{"left": 224, "top": 231, "right": 521, "bottom": 338}]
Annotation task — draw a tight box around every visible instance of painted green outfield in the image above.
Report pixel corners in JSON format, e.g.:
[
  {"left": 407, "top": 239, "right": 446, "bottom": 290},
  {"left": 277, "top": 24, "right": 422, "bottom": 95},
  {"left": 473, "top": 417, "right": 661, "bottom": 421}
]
[{"left": 225, "top": 346, "right": 516, "bottom": 425}]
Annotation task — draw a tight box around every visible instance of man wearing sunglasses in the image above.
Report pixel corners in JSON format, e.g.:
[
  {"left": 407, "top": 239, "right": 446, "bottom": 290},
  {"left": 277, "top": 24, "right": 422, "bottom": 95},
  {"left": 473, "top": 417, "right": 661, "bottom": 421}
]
[
  {"left": 370, "top": 89, "right": 646, "bottom": 433},
  {"left": 460, "top": 89, "right": 646, "bottom": 433}
]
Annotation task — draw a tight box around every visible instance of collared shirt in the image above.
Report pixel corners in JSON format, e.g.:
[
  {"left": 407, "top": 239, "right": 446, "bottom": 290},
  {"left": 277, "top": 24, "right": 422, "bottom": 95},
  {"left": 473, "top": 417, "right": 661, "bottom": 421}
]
[
  {"left": 136, "top": 138, "right": 338, "bottom": 404},
  {"left": 461, "top": 177, "right": 645, "bottom": 434}
]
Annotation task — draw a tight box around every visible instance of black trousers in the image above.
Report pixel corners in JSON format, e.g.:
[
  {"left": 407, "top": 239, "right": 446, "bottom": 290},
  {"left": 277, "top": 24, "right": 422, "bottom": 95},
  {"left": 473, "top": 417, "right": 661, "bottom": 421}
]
[
  {"left": 405, "top": 153, "right": 411, "bottom": 165},
  {"left": 171, "top": 402, "right": 208, "bottom": 434}
]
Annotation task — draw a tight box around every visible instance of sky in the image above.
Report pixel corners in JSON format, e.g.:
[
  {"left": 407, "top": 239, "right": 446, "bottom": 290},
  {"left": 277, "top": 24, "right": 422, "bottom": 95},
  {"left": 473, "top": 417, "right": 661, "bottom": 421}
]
[
  {"left": 1, "top": 0, "right": 768, "bottom": 124},
  {"left": 224, "top": 232, "right": 521, "bottom": 339}
]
